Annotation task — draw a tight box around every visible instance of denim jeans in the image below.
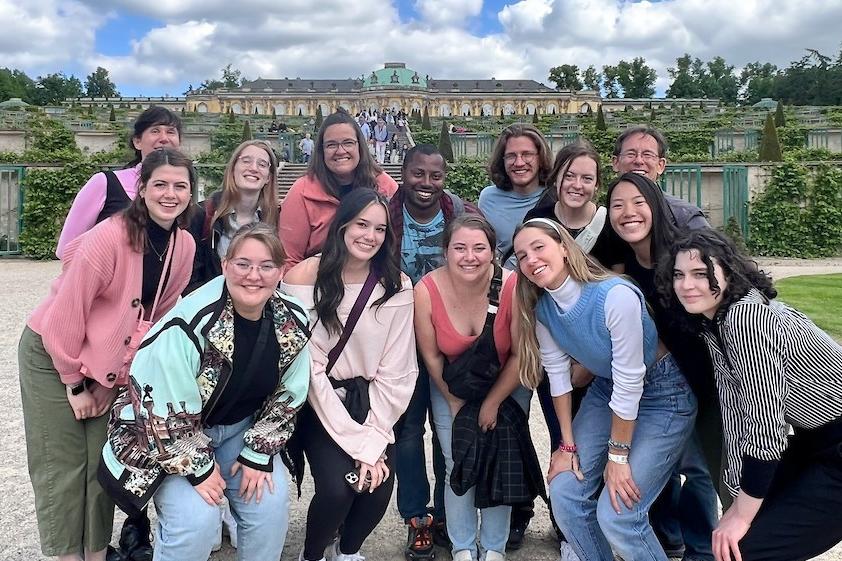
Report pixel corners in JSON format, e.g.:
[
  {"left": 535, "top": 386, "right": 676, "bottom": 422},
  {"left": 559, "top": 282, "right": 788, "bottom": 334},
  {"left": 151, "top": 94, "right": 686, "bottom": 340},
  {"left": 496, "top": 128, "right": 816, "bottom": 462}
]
[
  {"left": 394, "top": 361, "right": 446, "bottom": 521},
  {"left": 153, "top": 416, "right": 291, "bottom": 561},
  {"left": 549, "top": 354, "right": 697, "bottom": 561},
  {"left": 430, "top": 381, "right": 532, "bottom": 560},
  {"left": 650, "top": 431, "right": 718, "bottom": 560}
]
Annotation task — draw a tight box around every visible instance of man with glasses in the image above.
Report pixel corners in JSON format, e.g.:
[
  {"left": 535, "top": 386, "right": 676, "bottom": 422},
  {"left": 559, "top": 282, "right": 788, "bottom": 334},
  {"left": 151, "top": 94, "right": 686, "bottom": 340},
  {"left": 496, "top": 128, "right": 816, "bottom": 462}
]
[
  {"left": 612, "top": 125, "right": 719, "bottom": 561},
  {"left": 478, "top": 124, "right": 554, "bottom": 550}
]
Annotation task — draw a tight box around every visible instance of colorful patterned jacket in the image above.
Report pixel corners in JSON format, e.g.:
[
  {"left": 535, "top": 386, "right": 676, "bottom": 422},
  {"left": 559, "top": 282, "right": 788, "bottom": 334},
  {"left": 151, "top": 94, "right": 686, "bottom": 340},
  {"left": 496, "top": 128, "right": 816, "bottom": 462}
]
[{"left": 98, "top": 276, "right": 310, "bottom": 513}]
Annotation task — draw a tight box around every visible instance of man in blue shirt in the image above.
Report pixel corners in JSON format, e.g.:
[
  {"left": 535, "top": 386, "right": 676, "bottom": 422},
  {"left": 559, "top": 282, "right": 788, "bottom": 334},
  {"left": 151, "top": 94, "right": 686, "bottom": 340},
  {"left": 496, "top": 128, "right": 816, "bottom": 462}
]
[{"left": 388, "top": 144, "right": 481, "bottom": 561}]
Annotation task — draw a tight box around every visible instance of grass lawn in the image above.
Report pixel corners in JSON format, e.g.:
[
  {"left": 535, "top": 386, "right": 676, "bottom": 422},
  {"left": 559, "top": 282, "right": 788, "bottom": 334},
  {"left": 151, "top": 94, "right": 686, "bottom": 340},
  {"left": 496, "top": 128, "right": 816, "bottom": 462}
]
[{"left": 774, "top": 274, "right": 842, "bottom": 341}]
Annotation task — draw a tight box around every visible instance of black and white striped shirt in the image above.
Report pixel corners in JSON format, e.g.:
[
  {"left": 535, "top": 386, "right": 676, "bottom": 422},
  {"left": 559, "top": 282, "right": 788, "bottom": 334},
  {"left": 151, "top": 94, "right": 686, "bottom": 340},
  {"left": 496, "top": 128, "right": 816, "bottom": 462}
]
[{"left": 702, "top": 289, "right": 842, "bottom": 498}]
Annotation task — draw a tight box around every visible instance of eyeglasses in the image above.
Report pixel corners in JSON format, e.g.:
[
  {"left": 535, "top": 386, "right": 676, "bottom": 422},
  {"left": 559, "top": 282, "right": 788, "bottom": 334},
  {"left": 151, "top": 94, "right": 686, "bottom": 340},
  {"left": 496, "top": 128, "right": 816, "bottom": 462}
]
[
  {"left": 324, "top": 139, "right": 359, "bottom": 152},
  {"left": 229, "top": 259, "right": 279, "bottom": 276},
  {"left": 237, "top": 156, "right": 271, "bottom": 170},
  {"left": 503, "top": 151, "right": 537, "bottom": 164},
  {"left": 620, "top": 150, "right": 661, "bottom": 162}
]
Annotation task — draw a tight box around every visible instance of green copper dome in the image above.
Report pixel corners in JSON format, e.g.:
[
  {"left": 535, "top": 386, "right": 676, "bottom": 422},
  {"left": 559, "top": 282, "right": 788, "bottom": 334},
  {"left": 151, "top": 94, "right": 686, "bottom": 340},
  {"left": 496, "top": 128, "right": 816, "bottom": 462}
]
[{"left": 363, "top": 63, "right": 427, "bottom": 89}]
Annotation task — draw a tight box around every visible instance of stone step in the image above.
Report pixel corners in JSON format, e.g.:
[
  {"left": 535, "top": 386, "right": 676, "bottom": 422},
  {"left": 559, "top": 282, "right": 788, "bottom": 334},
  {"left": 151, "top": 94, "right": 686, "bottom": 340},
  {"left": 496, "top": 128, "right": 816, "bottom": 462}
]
[{"left": 277, "top": 163, "right": 404, "bottom": 201}]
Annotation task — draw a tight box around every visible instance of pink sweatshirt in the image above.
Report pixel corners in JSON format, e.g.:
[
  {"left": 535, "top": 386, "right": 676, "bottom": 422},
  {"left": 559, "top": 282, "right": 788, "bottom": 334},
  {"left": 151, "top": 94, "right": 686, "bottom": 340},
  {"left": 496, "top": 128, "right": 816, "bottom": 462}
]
[
  {"left": 280, "top": 274, "right": 418, "bottom": 465},
  {"left": 278, "top": 172, "right": 398, "bottom": 273},
  {"left": 28, "top": 216, "right": 195, "bottom": 387},
  {"left": 56, "top": 165, "right": 142, "bottom": 259}
]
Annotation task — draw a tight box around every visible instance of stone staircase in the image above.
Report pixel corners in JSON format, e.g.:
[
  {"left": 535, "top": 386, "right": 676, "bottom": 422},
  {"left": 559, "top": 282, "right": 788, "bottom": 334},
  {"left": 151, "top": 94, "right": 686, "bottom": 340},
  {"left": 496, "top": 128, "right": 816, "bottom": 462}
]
[{"left": 277, "top": 163, "right": 404, "bottom": 201}]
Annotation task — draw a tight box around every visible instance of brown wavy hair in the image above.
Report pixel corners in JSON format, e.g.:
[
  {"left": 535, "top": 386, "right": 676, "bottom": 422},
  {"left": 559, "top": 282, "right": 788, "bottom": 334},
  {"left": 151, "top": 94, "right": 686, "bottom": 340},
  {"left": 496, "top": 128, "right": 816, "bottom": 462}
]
[{"left": 487, "top": 124, "right": 552, "bottom": 191}]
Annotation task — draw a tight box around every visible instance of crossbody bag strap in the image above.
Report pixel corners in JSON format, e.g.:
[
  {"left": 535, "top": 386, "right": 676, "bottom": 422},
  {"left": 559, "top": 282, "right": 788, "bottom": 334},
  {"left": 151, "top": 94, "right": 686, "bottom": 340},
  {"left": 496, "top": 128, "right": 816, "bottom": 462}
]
[
  {"left": 324, "top": 268, "right": 380, "bottom": 375},
  {"left": 147, "top": 231, "right": 176, "bottom": 321}
]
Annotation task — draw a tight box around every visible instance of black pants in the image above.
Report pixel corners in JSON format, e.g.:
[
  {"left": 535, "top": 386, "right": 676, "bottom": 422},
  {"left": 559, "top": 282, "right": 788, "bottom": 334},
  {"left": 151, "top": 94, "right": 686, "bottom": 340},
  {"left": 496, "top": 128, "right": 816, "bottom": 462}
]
[
  {"left": 736, "top": 418, "right": 842, "bottom": 561},
  {"left": 299, "top": 406, "right": 395, "bottom": 560}
]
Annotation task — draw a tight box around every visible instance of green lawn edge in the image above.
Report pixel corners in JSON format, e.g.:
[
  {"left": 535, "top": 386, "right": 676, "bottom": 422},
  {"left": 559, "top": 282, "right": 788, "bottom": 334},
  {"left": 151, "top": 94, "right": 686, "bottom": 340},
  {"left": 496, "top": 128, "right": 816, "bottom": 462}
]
[{"left": 774, "top": 273, "right": 842, "bottom": 341}]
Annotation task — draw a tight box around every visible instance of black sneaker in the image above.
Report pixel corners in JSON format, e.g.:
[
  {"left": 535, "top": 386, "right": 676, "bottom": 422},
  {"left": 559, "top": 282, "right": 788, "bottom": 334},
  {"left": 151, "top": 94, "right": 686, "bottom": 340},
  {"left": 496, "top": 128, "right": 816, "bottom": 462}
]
[
  {"left": 506, "top": 520, "right": 528, "bottom": 551},
  {"left": 405, "top": 515, "right": 435, "bottom": 561},
  {"left": 120, "top": 515, "right": 153, "bottom": 561},
  {"left": 106, "top": 545, "right": 126, "bottom": 561},
  {"left": 431, "top": 517, "right": 450, "bottom": 549}
]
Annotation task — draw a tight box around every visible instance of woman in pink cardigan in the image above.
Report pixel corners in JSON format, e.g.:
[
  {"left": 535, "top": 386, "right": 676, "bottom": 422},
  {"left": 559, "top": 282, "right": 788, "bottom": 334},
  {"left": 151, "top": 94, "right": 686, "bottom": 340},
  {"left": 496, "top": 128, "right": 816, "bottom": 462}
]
[
  {"left": 282, "top": 188, "right": 417, "bottom": 561},
  {"left": 19, "top": 148, "right": 196, "bottom": 561},
  {"left": 278, "top": 110, "right": 397, "bottom": 272}
]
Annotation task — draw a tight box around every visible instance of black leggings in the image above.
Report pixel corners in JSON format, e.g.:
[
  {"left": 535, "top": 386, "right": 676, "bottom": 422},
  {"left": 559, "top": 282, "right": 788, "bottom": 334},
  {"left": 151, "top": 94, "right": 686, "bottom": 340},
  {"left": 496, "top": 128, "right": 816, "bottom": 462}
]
[{"left": 299, "top": 406, "right": 395, "bottom": 560}]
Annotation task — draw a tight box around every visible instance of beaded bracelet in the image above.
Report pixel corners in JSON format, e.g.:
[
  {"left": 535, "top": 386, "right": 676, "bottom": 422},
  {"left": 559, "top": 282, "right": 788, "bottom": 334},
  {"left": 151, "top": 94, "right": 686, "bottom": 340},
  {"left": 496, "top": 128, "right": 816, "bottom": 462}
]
[
  {"left": 608, "top": 439, "right": 631, "bottom": 451},
  {"left": 557, "top": 443, "right": 577, "bottom": 453},
  {"left": 607, "top": 452, "right": 629, "bottom": 465}
]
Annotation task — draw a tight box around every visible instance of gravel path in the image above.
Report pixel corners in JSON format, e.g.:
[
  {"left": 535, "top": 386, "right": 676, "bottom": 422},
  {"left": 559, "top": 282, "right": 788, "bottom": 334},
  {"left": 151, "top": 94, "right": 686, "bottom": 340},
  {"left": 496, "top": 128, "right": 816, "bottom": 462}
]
[{"left": 1, "top": 259, "right": 839, "bottom": 561}]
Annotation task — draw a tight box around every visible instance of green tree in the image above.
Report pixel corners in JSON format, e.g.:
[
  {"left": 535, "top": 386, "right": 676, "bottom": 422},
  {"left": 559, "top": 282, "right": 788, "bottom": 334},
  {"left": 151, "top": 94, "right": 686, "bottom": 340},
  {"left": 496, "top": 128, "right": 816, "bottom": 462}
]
[
  {"left": 84, "top": 67, "right": 119, "bottom": 98},
  {"left": 667, "top": 54, "right": 703, "bottom": 98},
  {"left": 0, "top": 67, "right": 34, "bottom": 102},
  {"left": 595, "top": 104, "right": 607, "bottom": 130},
  {"left": 438, "top": 121, "right": 454, "bottom": 163},
  {"left": 582, "top": 65, "right": 601, "bottom": 91},
  {"left": 30, "top": 73, "right": 83, "bottom": 105},
  {"left": 601, "top": 65, "right": 621, "bottom": 98},
  {"left": 649, "top": 108, "right": 656, "bottom": 122},
  {"left": 108, "top": 104, "right": 116, "bottom": 121},
  {"left": 548, "top": 64, "right": 582, "bottom": 91},
  {"left": 242, "top": 120, "right": 252, "bottom": 142},
  {"left": 422, "top": 106, "right": 432, "bottom": 130},
  {"left": 740, "top": 62, "right": 778, "bottom": 104},
  {"left": 700, "top": 56, "right": 739, "bottom": 104},
  {"left": 314, "top": 106, "right": 324, "bottom": 131},
  {"left": 532, "top": 111, "right": 539, "bottom": 124},
  {"left": 759, "top": 113, "right": 782, "bottom": 161},
  {"left": 774, "top": 102, "right": 786, "bottom": 127},
  {"left": 616, "top": 57, "right": 657, "bottom": 98}
]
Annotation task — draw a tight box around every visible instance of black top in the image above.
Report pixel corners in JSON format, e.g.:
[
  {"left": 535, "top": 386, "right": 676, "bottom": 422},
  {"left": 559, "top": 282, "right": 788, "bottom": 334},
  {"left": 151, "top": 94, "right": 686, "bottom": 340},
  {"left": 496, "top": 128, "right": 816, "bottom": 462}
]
[
  {"left": 206, "top": 306, "right": 281, "bottom": 427},
  {"left": 624, "top": 256, "right": 716, "bottom": 405},
  {"left": 95, "top": 170, "right": 131, "bottom": 224},
  {"left": 523, "top": 189, "right": 626, "bottom": 268},
  {"left": 141, "top": 220, "right": 172, "bottom": 310}
]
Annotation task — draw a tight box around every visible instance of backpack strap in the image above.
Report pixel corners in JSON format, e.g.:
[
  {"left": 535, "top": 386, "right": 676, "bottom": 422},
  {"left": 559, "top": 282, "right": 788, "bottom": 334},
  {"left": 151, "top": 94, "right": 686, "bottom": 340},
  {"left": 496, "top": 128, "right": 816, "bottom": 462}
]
[{"left": 446, "top": 191, "right": 465, "bottom": 216}]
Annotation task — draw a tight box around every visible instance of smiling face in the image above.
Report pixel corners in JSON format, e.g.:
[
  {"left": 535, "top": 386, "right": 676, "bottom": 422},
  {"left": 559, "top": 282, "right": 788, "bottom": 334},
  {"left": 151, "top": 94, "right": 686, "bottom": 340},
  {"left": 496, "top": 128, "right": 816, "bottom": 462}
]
[
  {"left": 611, "top": 132, "right": 666, "bottom": 181},
  {"left": 608, "top": 180, "right": 653, "bottom": 248},
  {"left": 233, "top": 144, "right": 272, "bottom": 194},
  {"left": 132, "top": 123, "right": 181, "bottom": 161},
  {"left": 222, "top": 237, "right": 282, "bottom": 320},
  {"left": 557, "top": 155, "right": 598, "bottom": 210},
  {"left": 672, "top": 250, "right": 728, "bottom": 319},
  {"left": 343, "top": 202, "right": 387, "bottom": 266},
  {"left": 139, "top": 164, "right": 191, "bottom": 229},
  {"left": 513, "top": 227, "right": 568, "bottom": 290},
  {"left": 445, "top": 226, "right": 494, "bottom": 282},
  {"left": 504, "top": 135, "right": 540, "bottom": 192},
  {"left": 402, "top": 152, "right": 446, "bottom": 214},
  {"left": 323, "top": 123, "right": 361, "bottom": 183}
]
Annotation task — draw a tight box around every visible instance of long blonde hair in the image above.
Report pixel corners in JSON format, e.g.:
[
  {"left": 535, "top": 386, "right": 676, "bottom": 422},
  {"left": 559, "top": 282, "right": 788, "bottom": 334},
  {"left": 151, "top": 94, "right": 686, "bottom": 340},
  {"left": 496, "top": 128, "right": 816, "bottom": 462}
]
[
  {"left": 513, "top": 218, "right": 612, "bottom": 389},
  {"left": 212, "top": 140, "right": 280, "bottom": 229}
]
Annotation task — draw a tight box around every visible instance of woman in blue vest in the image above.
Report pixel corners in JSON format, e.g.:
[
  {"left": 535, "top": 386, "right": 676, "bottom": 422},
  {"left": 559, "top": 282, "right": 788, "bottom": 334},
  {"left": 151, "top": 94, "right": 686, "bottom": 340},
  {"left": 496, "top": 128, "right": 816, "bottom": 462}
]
[{"left": 512, "top": 218, "right": 696, "bottom": 561}]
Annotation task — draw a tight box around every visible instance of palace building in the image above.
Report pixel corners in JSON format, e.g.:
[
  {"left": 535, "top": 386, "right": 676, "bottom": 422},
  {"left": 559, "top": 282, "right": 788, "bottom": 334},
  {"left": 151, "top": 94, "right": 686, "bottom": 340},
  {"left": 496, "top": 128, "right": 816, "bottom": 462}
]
[{"left": 185, "top": 62, "right": 601, "bottom": 117}]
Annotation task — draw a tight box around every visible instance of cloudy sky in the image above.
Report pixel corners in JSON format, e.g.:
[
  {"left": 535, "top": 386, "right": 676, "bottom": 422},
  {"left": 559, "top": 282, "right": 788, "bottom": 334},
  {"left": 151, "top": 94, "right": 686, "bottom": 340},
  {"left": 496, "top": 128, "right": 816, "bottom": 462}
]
[{"left": 4, "top": 0, "right": 841, "bottom": 97}]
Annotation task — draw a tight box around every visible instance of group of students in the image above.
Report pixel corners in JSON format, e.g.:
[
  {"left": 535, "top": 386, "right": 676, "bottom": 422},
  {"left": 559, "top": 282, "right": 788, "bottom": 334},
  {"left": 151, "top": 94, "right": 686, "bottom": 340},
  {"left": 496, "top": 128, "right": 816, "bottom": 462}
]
[{"left": 18, "top": 107, "right": 842, "bottom": 561}]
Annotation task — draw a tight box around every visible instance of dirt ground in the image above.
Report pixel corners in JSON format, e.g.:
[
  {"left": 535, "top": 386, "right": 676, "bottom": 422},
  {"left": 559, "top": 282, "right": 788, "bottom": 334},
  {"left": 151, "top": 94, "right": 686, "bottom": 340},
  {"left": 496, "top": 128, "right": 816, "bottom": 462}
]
[{"left": 1, "top": 259, "right": 840, "bottom": 561}]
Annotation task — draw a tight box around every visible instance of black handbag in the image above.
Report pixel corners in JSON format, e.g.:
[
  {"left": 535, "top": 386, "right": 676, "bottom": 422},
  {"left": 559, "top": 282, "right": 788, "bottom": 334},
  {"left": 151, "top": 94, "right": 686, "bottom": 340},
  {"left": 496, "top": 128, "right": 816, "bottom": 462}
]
[{"left": 441, "top": 264, "right": 503, "bottom": 402}]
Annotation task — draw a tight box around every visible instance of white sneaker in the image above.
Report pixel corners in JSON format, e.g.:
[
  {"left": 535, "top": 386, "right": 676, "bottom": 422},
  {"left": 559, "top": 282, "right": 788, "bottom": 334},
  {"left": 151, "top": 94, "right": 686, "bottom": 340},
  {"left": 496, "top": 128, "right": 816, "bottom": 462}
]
[
  {"left": 221, "top": 499, "right": 238, "bottom": 549},
  {"left": 453, "top": 550, "right": 474, "bottom": 561},
  {"left": 559, "top": 541, "right": 581, "bottom": 561},
  {"left": 299, "top": 548, "right": 326, "bottom": 561},
  {"left": 484, "top": 551, "right": 505, "bottom": 561},
  {"left": 333, "top": 552, "right": 365, "bottom": 561}
]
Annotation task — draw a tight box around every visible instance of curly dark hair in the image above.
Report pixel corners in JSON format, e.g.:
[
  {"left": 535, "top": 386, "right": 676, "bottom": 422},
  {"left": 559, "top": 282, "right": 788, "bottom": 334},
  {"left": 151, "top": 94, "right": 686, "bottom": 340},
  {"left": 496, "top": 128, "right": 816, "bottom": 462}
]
[
  {"left": 314, "top": 188, "right": 402, "bottom": 335},
  {"left": 656, "top": 229, "right": 777, "bottom": 328},
  {"left": 487, "top": 124, "right": 553, "bottom": 191}
]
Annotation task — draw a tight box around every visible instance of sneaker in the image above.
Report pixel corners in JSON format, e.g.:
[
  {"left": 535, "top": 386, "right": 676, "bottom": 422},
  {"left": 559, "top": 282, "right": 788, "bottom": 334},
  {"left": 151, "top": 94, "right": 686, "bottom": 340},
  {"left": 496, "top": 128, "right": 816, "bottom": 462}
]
[
  {"left": 405, "top": 515, "right": 435, "bottom": 561},
  {"left": 559, "top": 541, "right": 581, "bottom": 561},
  {"left": 298, "top": 549, "right": 326, "bottom": 561},
  {"left": 431, "top": 518, "right": 450, "bottom": 549},
  {"left": 506, "top": 519, "right": 528, "bottom": 551},
  {"left": 484, "top": 551, "right": 505, "bottom": 561},
  {"left": 452, "top": 551, "right": 473, "bottom": 561},
  {"left": 334, "top": 552, "right": 365, "bottom": 561},
  {"left": 119, "top": 515, "right": 153, "bottom": 561}
]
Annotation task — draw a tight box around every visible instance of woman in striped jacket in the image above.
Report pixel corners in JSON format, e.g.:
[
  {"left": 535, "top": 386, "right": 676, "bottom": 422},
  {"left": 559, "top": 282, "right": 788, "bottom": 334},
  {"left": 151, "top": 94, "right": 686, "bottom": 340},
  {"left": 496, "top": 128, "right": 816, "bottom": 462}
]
[{"left": 660, "top": 228, "right": 842, "bottom": 561}]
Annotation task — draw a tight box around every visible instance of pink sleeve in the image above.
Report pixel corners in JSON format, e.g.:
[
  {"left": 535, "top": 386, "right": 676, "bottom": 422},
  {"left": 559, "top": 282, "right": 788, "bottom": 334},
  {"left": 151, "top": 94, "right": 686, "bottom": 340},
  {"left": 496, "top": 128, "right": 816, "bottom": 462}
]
[
  {"left": 56, "top": 172, "right": 108, "bottom": 259},
  {"left": 376, "top": 172, "right": 398, "bottom": 197},
  {"left": 492, "top": 272, "right": 518, "bottom": 364},
  {"left": 278, "top": 178, "right": 312, "bottom": 274},
  {"left": 41, "top": 233, "right": 116, "bottom": 384}
]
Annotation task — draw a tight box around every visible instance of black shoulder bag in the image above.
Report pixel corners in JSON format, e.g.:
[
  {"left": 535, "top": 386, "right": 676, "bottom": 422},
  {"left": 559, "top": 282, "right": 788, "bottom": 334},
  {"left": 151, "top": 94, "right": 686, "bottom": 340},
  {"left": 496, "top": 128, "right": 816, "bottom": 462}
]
[{"left": 441, "top": 263, "right": 503, "bottom": 403}]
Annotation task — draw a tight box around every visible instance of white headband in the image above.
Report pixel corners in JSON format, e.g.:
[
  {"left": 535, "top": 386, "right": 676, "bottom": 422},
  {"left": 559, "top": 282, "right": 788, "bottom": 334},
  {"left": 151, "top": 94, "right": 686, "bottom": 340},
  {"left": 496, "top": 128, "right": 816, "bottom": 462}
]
[{"left": 522, "top": 217, "right": 563, "bottom": 236}]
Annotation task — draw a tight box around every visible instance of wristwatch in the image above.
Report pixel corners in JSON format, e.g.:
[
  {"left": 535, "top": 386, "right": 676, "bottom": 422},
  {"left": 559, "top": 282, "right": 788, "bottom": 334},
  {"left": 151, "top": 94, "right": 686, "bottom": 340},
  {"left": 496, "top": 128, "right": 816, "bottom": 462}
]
[{"left": 68, "top": 381, "right": 86, "bottom": 395}]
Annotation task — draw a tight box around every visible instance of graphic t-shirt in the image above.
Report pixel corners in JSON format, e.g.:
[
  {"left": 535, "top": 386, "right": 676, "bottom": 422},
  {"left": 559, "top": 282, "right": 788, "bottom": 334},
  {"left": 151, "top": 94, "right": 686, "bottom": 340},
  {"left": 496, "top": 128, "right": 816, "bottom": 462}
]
[{"left": 401, "top": 206, "right": 446, "bottom": 285}]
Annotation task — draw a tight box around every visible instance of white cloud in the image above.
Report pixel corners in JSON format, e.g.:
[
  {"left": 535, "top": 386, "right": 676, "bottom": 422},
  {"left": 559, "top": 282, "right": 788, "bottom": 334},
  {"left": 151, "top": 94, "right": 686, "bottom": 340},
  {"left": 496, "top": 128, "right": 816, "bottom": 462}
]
[{"left": 2, "top": 0, "right": 841, "bottom": 96}]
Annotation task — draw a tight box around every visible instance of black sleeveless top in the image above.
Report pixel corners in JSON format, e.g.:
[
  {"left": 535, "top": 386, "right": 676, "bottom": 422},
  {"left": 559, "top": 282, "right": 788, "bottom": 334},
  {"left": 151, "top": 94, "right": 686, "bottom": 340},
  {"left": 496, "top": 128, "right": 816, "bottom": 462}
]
[{"left": 95, "top": 170, "right": 131, "bottom": 224}]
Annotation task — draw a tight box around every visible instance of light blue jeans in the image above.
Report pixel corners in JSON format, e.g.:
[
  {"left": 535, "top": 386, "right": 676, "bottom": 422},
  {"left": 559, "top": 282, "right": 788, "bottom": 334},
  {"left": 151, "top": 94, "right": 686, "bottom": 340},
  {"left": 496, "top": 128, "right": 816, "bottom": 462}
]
[
  {"left": 152, "top": 416, "right": 291, "bottom": 561},
  {"left": 430, "top": 382, "right": 532, "bottom": 560},
  {"left": 549, "top": 354, "right": 697, "bottom": 561}
]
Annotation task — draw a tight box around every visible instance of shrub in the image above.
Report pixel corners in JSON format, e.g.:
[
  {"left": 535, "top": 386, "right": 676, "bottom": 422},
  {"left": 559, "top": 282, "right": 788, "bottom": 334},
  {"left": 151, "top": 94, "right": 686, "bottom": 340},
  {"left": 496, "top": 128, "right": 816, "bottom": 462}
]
[
  {"left": 438, "top": 121, "right": 454, "bottom": 163},
  {"left": 446, "top": 157, "right": 488, "bottom": 203},
  {"left": 758, "top": 114, "right": 782, "bottom": 162}
]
